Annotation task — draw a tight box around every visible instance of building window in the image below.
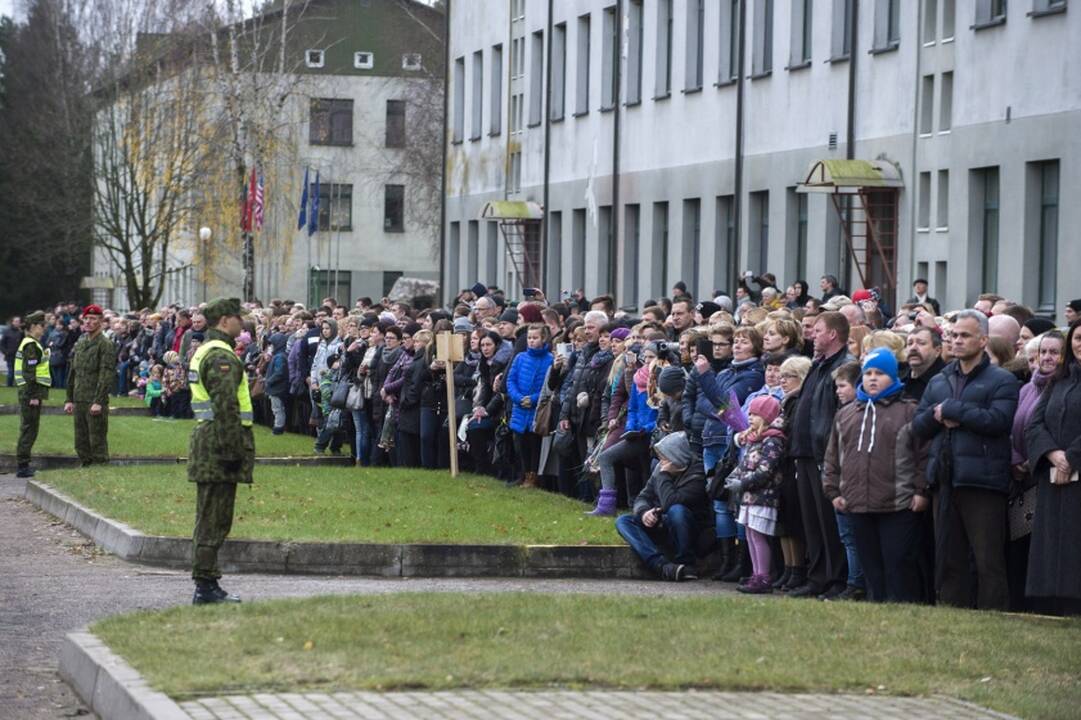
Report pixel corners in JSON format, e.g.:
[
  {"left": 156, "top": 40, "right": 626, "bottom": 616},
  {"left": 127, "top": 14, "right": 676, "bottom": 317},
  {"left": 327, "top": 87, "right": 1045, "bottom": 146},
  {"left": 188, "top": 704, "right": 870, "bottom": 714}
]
[
  {"left": 623, "top": 204, "right": 640, "bottom": 305},
  {"left": 490, "top": 45, "right": 503, "bottom": 135},
  {"left": 384, "top": 184, "right": 405, "bottom": 233},
  {"left": 972, "top": 167, "right": 1000, "bottom": 293},
  {"left": 787, "top": 189, "right": 808, "bottom": 282},
  {"left": 547, "top": 212, "right": 562, "bottom": 296},
  {"left": 453, "top": 56, "right": 465, "bottom": 142},
  {"left": 309, "top": 98, "right": 353, "bottom": 146},
  {"left": 572, "top": 209, "right": 587, "bottom": 291},
  {"left": 716, "top": 195, "right": 737, "bottom": 293},
  {"left": 751, "top": 191, "right": 770, "bottom": 272},
  {"left": 873, "top": 0, "right": 901, "bottom": 50},
  {"left": 552, "top": 25, "right": 566, "bottom": 119},
  {"left": 471, "top": 51, "right": 483, "bottom": 140},
  {"left": 509, "top": 149, "right": 522, "bottom": 193},
  {"left": 943, "top": 0, "right": 956, "bottom": 37},
  {"left": 448, "top": 222, "right": 461, "bottom": 293},
  {"left": 752, "top": 0, "right": 774, "bottom": 76},
  {"left": 653, "top": 202, "right": 669, "bottom": 295},
  {"left": 790, "top": 0, "right": 812, "bottom": 66},
  {"left": 385, "top": 100, "right": 405, "bottom": 148},
  {"left": 923, "top": 0, "right": 938, "bottom": 42},
  {"left": 315, "top": 184, "right": 353, "bottom": 231},
  {"left": 832, "top": 0, "right": 854, "bottom": 59},
  {"left": 975, "top": 0, "right": 1008, "bottom": 27},
  {"left": 919, "top": 75, "right": 934, "bottom": 134},
  {"left": 354, "top": 51, "right": 374, "bottom": 69},
  {"left": 576, "top": 14, "right": 591, "bottom": 114},
  {"left": 655, "top": 0, "right": 673, "bottom": 97},
  {"left": 682, "top": 199, "right": 701, "bottom": 297},
  {"left": 936, "top": 169, "right": 950, "bottom": 229},
  {"left": 685, "top": 0, "right": 705, "bottom": 90},
  {"left": 1032, "top": 0, "right": 1067, "bottom": 12},
  {"left": 598, "top": 206, "right": 614, "bottom": 293},
  {"left": 305, "top": 49, "right": 325, "bottom": 68},
  {"left": 918, "top": 172, "right": 932, "bottom": 229},
  {"left": 530, "top": 30, "right": 544, "bottom": 125},
  {"left": 1033, "top": 161, "right": 1059, "bottom": 313},
  {"left": 402, "top": 53, "right": 422, "bottom": 71},
  {"left": 939, "top": 71, "right": 953, "bottom": 131},
  {"left": 466, "top": 221, "right": 480, "bottom": 283},
  {"left": 719, "top": 0, "right": 740, "bottom": 82},
  {"left": 627, "top": 1, "right": 644, "bottom": 103},
  {"left": 602, "top": 6, "right": 619, "bottom": 108}
]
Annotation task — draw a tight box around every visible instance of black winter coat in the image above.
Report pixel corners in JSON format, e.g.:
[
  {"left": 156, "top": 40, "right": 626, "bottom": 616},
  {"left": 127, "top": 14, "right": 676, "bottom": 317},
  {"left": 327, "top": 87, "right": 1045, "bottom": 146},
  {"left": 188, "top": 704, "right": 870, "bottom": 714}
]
[
  {"left": 398, "top": 353, "right": 430, "bottom": 435},
  {"left": 789, "top": 348, "right": 854, "bottom": 461},
  {"left": 632, "top": 460, "right": 713, "bottom": 530},
  {"left": 912, "top": 355, "right": 1019, "bottom": 494}
]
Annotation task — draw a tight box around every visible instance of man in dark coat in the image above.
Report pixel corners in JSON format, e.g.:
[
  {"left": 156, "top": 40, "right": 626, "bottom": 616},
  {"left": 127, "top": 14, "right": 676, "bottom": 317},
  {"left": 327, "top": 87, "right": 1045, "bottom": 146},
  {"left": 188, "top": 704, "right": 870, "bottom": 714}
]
[
  {"left": 912, "top": 310, "right": 1019, "bottom": 610},
  {"left": 902, "top": 326, "right": 946, "bottom": 402}
]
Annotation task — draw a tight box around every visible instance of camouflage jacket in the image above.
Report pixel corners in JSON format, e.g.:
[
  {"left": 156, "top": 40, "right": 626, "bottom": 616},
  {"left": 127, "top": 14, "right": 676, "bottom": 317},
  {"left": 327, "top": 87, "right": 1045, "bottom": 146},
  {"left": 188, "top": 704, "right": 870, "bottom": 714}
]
[
  {"left": 187, "top": 329, "right": 255, "bottom": 484},
  {"left": 18, "top": 339, "right": 49, "bottom": 402},
  {"left": 65, "top": 332, "right": 116, "bottom": 405}
]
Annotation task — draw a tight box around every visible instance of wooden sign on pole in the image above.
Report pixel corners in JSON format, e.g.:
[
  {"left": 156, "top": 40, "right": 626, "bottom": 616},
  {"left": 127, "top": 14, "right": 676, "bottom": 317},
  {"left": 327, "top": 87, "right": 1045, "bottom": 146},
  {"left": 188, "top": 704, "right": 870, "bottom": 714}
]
[{"left": 436, "top": 332, "right": 465, "bottom": 477}]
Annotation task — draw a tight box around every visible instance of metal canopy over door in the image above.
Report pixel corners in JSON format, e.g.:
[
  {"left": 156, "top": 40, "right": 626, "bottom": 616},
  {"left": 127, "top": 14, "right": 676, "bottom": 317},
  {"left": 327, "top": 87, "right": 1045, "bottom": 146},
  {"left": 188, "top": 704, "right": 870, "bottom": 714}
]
[{"left": 480, "top": 200, "right": 545, "bottom": 294}]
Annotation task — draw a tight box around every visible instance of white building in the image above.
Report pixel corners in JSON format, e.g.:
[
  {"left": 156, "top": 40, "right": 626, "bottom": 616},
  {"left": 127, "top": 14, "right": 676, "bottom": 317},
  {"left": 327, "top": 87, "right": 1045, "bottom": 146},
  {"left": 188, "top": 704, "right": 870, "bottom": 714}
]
[
  {"left": 89, "top": 0, "right": 444, "bottom": 311},
  {"left": 444, "top": 0, "right": 1079, "bottom": 317}
]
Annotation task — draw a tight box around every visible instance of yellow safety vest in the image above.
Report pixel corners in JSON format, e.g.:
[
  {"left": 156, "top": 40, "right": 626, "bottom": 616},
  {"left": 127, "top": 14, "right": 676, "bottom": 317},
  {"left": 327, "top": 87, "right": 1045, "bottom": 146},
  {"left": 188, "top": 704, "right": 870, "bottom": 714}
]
[
  {"left": 15, "top": 336, "right": 51, "bottom": 387},
  {"left": 188, "top": 339, "right": 253, "bottom": 426}
]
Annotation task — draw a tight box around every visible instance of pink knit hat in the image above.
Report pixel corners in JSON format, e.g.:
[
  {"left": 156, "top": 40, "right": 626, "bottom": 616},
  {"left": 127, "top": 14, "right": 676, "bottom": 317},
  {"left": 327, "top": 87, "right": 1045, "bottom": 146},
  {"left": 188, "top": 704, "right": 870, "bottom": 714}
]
[{"left": 747, "top": 395, "right": 781, "bottom": 426}]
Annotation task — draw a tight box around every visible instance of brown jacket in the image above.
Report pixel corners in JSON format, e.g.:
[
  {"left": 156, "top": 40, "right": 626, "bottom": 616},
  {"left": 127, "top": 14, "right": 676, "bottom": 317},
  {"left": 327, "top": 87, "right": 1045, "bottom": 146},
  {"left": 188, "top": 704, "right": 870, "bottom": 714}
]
[{"left": 823, "top": 394, "right": 928, "bottom": 513}]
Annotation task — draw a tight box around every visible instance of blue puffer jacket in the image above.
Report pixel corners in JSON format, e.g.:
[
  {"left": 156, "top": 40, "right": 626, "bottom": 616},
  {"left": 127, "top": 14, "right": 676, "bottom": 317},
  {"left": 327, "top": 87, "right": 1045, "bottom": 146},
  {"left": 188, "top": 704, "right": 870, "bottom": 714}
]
[
  {"left": 506, "top": 345, "right": 554, "bottom": 433},
  {"left": 696, "top": 357, "right": 765, "bottom": 447},
  {"left": 911, "top": 355, "right": 1020, "bottom": 494},
  {"left": 625, "top": 383, "right": 658, "bottom": 434}
]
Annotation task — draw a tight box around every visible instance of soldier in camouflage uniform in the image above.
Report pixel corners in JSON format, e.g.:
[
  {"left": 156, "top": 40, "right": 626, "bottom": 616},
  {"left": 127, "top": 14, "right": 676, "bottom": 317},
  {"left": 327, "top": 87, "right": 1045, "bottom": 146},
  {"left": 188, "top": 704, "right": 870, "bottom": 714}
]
[
  {"left": 188, "top": 298, "right": 255, "bottom": 605},
  {"left": 15, "top": 311, "right": 50, "bottom": 478},
  {"left": 63, "top": 305, "right": 116, "bottom": 465}
]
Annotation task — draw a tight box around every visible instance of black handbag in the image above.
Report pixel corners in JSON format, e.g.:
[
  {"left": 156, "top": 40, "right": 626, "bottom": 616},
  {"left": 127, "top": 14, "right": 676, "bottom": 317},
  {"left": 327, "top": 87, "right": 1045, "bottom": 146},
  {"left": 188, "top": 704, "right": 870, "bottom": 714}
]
[
  {"left": 329, "top": 371, "right": 351, "bottom": 409},
  {"left": 706, "top": 444, "right": 740, "bottom": 502},
  {"left": 552, "top": 427, "right": 576, "bottom": 456}
]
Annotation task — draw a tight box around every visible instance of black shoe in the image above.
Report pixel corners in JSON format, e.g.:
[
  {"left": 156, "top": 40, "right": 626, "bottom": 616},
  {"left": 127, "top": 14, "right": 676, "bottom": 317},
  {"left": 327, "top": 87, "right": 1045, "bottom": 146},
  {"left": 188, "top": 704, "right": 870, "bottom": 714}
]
[
  {"left": 15, "top": 466, "right": 35, "bottom": 478},
  {"left": 719, "top": 542, "right": 751, "bottom": 583},
  {"left": 193, "top": 581, "right": 241, "bottom": 605},
  {"left": 787, "top": 582, "right": 824, "bottom": 598},
  {"left": 817, "top": 584, "right": 847, "bottom": 601},
  {"left": 272, "top": 428, "right": 284, "bottom": 435},
  {"left": 772, "top": 567, "right": 792, "bottom": 590},
  {"left": 661, "top": 563, "right": 693, "bottom": 582},
  {"left": 783, "top": 566, "right": 807, "bottom": 591},
  {"left": 828, "top": 585, "right": 867, "bottom": 602},
  {"left": 710, "top": 538, "right": 737, "bottom": 581}
]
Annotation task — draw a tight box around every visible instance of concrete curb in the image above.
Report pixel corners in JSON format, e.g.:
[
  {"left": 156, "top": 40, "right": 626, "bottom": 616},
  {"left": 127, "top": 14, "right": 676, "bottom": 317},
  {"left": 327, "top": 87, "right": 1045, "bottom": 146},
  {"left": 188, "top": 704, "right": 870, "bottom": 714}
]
[
  {"left": 0, "top": 453, "right": 353, "bottom": 472},
  {"left": 60, "top": 630, "right": 189, "bottom": 720},
  {"left": 26, "top": 480, "right": 652, "bottom": 579},
  {"left": 0, "top": 404, "right": 146, "bottom": 416}
]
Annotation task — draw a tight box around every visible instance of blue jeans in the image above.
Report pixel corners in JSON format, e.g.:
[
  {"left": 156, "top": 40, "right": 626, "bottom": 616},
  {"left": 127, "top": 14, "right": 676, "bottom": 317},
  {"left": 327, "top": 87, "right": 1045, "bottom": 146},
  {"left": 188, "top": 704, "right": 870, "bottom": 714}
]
[
  {"left": 6, "top": 361, "right": 14, "bottom": 386},
  {"left": 50, "top": 364, "right": 66, "bottom": 389},
  {"left": 419, "top": 407, "right": 440, "bottom": 469},
  {"left": 616, "top": 504, "right": 697, "bottom": 572},
  {"left": 704, "top": 444, "right": 744, "bottom": 541},
  {"left": 834, "top": 509, "right": 865, "bottom": 589},
  {"left": 116, "top": 360, "right": 131, "bottom": 396},
  {"left": 351, "top": 409, "right": 372, "bottom": 465}
]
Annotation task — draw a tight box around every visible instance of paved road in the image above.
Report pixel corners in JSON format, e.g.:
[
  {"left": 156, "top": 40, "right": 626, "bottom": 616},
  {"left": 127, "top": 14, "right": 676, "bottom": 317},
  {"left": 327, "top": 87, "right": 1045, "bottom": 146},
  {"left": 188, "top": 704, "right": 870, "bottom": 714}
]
[{"left": 0, "top": 473, "right": 721, "bottom": 720}]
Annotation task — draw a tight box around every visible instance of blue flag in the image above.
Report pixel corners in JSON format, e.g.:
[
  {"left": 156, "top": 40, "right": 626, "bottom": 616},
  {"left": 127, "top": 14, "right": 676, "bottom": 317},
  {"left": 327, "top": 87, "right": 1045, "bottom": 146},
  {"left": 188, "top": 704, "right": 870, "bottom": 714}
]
[
  {"left": 308, "top": 171, "right": 320, "bottom": 237},
  {"left": 297, "top": 166, "right": 309, "bottom": 231}
]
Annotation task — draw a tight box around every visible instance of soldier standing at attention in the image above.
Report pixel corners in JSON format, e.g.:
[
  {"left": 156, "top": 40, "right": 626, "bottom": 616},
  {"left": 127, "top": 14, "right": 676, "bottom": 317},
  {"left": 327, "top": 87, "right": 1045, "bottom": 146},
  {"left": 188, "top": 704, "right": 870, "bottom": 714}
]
[
  {"left": 63, "top": 305, "right": 116, "bottom": 466},
  {"left": 15, "top": 311, "right": 50, "bottom": 478},
  {"left": 187, "top": 298, "right": 254, "bottom": 605}
]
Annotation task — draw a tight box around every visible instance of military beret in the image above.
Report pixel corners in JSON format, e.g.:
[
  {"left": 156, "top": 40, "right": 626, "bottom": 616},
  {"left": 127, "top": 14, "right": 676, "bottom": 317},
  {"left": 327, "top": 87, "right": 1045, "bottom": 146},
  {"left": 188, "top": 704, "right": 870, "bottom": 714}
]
[
  {"left": 25, "top": 311, "right": 46, "bottom": 326},
  {"left": 203, "top": 297, "right": 242, "bottom": 325},
  {"left": 81, "top": 304, "right": 104, "bottom": 317}
]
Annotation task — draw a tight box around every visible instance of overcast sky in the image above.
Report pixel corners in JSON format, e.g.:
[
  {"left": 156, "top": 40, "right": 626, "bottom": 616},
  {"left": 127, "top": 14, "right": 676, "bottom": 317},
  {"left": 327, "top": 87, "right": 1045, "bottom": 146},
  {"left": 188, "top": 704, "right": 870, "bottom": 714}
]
[{"left": 1, "top": 0, "right": 19, "bottom": 22}]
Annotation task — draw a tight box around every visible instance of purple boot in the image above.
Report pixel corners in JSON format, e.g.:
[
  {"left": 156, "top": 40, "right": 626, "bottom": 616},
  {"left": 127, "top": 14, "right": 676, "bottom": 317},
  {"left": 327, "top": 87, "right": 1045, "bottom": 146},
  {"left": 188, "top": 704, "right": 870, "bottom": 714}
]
[
  {"left": 586, "top": 488, "right": 618, "bottom": 516},
  {"left": 737, "top": 574, "right": 773, "bottom": 594}
]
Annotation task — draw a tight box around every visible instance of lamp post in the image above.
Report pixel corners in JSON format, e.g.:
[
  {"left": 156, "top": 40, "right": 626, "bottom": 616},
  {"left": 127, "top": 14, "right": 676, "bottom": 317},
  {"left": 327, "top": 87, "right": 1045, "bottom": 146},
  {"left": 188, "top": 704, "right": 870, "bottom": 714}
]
[{"left": 199, "top": 226, "right": 212, "bottom": 303}]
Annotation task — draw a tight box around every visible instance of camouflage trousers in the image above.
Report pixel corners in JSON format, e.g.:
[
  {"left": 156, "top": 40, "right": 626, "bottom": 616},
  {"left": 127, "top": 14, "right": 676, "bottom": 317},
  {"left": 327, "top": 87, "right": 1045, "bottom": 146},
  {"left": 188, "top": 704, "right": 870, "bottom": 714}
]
[
  {"left": 192, "top": 482, "right": 238, "bottom": 581},
  {"left": 73, "top": 402, "right": 109, "bottom": 464},
  {"left": 17, "top": 400, "right": 41, "bottom": 465}
]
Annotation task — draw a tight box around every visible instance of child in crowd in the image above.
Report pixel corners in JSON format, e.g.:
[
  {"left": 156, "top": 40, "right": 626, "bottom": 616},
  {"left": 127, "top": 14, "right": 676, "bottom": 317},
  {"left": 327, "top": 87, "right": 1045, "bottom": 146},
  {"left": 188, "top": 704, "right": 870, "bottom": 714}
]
[
  {"left": 144, "top": 364, "right": 165, "bottom": 417},
  {"left": 724, "top": 395, "right": 787, "bottom": 594},
  {"left": 829, "top": 360, "right": 867, "bottom": 600},
  {"left": 833, "top": 361, "right": 861, "bottom": 406},
  {"left": 314, "top": 348, "right": 345, "bottom": 454}
]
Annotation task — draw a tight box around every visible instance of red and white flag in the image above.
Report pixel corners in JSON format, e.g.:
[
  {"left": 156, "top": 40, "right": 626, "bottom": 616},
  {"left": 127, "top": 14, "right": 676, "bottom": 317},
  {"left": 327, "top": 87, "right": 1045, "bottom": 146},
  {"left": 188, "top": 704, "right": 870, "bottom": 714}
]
[{"left": 253, "top": 171, "right": 265, "bottom": 231}]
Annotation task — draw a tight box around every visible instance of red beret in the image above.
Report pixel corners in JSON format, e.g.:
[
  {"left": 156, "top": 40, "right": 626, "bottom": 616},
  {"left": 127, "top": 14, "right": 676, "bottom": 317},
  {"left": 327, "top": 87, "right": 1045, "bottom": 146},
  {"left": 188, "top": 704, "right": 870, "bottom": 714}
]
[
  {"left": 82, "top": 304, "right": 104, "bottom": 317},
  {"left": 851, "top": 289, "right": 873, "bottom": 303}
]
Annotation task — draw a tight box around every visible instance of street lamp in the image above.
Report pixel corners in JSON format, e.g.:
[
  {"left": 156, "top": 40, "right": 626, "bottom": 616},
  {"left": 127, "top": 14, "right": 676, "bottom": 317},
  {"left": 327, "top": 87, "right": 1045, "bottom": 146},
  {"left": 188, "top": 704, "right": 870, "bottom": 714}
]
[{"left": 199, "top": 227, "right": 212, "bottom": 303}]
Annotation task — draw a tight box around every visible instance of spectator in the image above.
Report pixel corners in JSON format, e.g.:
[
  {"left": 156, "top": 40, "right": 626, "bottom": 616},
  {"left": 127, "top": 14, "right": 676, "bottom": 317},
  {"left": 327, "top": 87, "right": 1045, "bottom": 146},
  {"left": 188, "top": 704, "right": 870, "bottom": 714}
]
[
  {"left": 466, "top": 330, "right": 507, "bottom": 476},
  {"left": 820, "top": 275, "right": 844, "bottom": 301},
  {"left": 264, "top": 332, "right": 290, "bottom": 435},
  {"left": 912, "top": 309, "right": 1020, "bottom": 610},
  {"left": 1063, "top": 299, "right": 1081, "bottom": 327},
  {"left": 906, "top": 279, "right": 941, "bottom": 316},
  {"left": 1, "top": 316, "right": 23, "bottom": 387},
  {"left": 776, "top": 355, "right": 813, "bottom": 590},
  {"left": 506, "top": 323, "right": 554, "bottom": 488},
  {"left": 902, "top": 327, "right": 945, "bottom": 402}
]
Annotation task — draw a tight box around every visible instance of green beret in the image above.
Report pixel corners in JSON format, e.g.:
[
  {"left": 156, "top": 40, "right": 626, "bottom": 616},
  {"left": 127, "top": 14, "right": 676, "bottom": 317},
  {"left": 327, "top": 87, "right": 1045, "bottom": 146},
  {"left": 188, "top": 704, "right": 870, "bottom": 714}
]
[
  {"left": 203, "top": 297, "right": 242, "bottom": 325},
  {"left": 25, "top": 310, "right": 46, "bottom": 326}
]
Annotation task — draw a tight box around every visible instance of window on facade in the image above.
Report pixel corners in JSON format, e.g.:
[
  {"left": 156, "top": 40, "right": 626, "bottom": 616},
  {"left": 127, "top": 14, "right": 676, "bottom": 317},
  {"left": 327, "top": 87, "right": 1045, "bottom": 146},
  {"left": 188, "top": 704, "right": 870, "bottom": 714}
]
[
  {"left": 546, "top": 212, "right": 561, "bottom": 295},
  {"left": 975, "top": 0, "right": 1008, "bottom": 26},
  {"left": 923, "top": 0, "right": 938, "bottom": 42},
  {"left": 598, "top": 206, "right": 615, "bottom": 293},
  {"left": 530, "top": 30, "right": 544, "bottom": 124},
  {"left": 936, "top": 170, "right": 950, "bottom": 228},
  {"left": 685, "top": 0, "right": 705, "bottom": 89},
  {"left": 1033, "top": 161, "right": 1059, "bottom": 312},
  {"left": 602, "top": 6, "right": 619, "bottom": 108},
  {"left": 627, "top": 1, "right": 644, "bottom": 102},
  {"left": 552, "top": 25, "right": 566, "bottom": 118},
  {"left": 972, "top": 167, "right": 1000, "bottom": 292},
  {"left": 354, "top": 51, "right": 374, "bottom": 69},
  {"left": 384, "top": 184, "right": 405, "bottom": 232},
  {"left": 402, "top": 53, "right": 422, "bottom": 71},
  {"left": 873, "top": 0, "right": 901, "bottom": 50},
  {"left": 466, "top": 221, "right": 480, "bottom": 283},
  {"left": 572, "top": 209, "right": 587, "bottom": 291},
  {"left": 305, "top": 49, "right": 324, "bottom": 68},
  {"left": 943, "top": 0, "right": 956, "bottom": 36},
  {"left": 1033, "top": 0, "right": 1067, "bottom": 12},
  {"left": 315, "top": 184, "right": 352, "bottom": 231},
  {"left": 752, "top": 0, "right": 774, "bottom": 76},
  {"left": 790, "top": 0, "right": 813, "bottom": 66},
  {"left": 471, "top": 51, "right": 483, "bottom": 140},
  {"left": 655, "top": 0, "right": 673, "bottom": 96},
  {"left": 719, "top": 0, "right": 740, "bottom": 82},
  {"left": 490, "top": 44, "right": 503, "bottom": 135},
  {"left": 310, "top": 98, "right": 353, "bottom": 146},
  {"left": 448, "top": 222, "right": 461, "bottom": 293},
  {"left": 752, "top": 191, "right": 770, "bottom": 272},
  {"left": 452, "top": 57, "right": 465, "bottom": 142},
  {"left": 832, "top": 0, "right": 854, "bottom": 58},
  {"left": 682, "top": 199, "right": 701, "bottom": 297},
  {"left": 653, "top": 202, "right": 669, "bottom": 295},
  {"left": 920, "top": 75, "right": 934, "bottom": 134},
  {"left": 918, "top": 172, "right": 932, "bottom": 229},
  {"left": 386, "top": 100, "right": 405, "bottom": 148},
  {"left": 787, "top": 189, "right": 808, "bottom": 282},
  {"left": 623, "top": 204, "right": 640, "bottom": 304},
  {"left": 715, "top": 195, "right": 736, "bottom": 292},
  {"left": 509, "top": 149, "right": 522, "bottom": 192},
  {"left": 939, "top": 71, "right": 953, "bottom": 131},
  {"left": 576, "top": 14, "right": 591, "bottom": 114}
]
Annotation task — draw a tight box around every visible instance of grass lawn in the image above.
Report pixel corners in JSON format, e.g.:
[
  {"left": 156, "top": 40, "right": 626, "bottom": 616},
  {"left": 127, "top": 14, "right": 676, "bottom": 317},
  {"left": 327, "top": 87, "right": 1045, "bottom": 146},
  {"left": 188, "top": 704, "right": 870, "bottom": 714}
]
[
  {"left": 0, "top": 385, "right": 145, "bottom": 408},
  {"left": 92, "top": 592, "right": 1081, "bottom": 719},
  {"left": 41, "top": 465, "right": 620, "bottom": 545},
  {"left": 0, "top": 414, "right": 315, "bottom": 458}
]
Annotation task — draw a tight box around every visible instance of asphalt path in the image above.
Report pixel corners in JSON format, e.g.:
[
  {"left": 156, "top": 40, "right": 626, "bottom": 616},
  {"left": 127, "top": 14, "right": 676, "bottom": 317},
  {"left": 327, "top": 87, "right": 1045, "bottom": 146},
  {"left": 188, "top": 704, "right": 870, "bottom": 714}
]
[{"left": 0, "top": 472, "right": 723, "bottom": 719}]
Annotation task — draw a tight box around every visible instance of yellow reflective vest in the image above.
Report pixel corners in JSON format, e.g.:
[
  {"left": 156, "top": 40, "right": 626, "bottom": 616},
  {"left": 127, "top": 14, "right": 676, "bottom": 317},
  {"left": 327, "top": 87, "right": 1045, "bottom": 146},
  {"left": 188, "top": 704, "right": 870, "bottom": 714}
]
[
  {"left": 188, "top": 339, "right": 252, "bottom": 426},
  {"left": 15, "top": 336, "right": 51, "bottom": 387}
]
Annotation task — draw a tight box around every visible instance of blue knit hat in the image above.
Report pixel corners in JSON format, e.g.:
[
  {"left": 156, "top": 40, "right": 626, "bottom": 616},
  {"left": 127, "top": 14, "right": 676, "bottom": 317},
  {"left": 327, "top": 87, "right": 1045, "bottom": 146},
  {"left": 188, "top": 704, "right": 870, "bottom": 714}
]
[{"left": 861, "top": 347, "right": 899, "bottom": 384}]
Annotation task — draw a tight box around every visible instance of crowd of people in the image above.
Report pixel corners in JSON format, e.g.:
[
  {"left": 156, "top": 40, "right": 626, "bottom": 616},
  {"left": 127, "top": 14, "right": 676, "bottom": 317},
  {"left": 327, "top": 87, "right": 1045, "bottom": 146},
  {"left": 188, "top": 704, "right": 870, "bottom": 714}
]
[{"left": 4, "top": 275, "right": 1080, "bottom": 615}]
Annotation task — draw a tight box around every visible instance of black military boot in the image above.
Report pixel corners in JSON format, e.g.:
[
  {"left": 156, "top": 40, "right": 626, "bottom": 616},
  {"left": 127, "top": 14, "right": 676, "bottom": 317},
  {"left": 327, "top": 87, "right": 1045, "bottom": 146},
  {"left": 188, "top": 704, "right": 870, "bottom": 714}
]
[
  {"left": 710, "top": 537, "right": 737, "bottom": 581},
  {"left": 211, "top": 580, "right": 242, "bottom": 603},
  {"left": 193, "top": 580, "right": 241, "bottom": 605},
  {"left": 15, "top": 464, "right": 35, "bottom": 478}
]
